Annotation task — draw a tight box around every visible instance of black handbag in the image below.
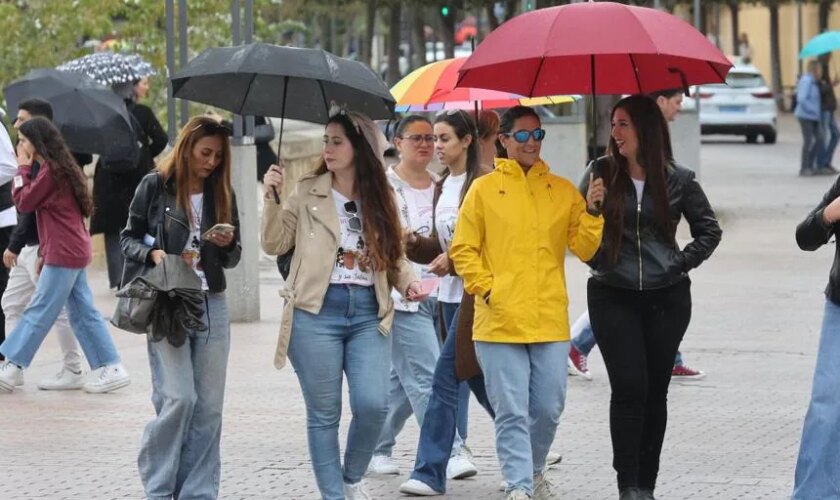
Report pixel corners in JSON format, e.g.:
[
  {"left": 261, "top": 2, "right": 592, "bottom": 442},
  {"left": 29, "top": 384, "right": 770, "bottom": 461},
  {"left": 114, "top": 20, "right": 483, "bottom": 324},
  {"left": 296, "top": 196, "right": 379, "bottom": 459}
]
[
  {"left": 111, "top": 176, "right": 166, "bottom": 334},
  {"left": 276, "top": 247, "right": 294, "bottom": 280}
]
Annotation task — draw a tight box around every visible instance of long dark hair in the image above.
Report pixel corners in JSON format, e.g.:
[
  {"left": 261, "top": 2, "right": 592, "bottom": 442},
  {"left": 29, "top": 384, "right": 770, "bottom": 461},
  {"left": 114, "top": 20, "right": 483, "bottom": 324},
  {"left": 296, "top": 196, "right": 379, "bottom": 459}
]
[
  {"left": 157, "top": 116, "right": 234, "bottom": 224},
  {"left": 18, "top": 117, "right": 92, "bottom": 217},
  {"left": 496, "top": 106, "right": 540, "bottom": 159},
  {"left": 316, "top": 112, "right": 403, "bottom": 273},
  {"left": 434, "top": 110, "right": 481, "bottom": 204},
  {"left": 603, "top": 95, "right": 675, "bottom": 264}
]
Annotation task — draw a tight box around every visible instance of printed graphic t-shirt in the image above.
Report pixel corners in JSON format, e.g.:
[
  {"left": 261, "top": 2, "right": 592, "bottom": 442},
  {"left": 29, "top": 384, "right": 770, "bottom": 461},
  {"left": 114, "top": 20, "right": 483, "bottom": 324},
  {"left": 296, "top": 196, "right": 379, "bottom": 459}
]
[{"left": 330, "top": 189, "right": 374, "bottom": 286}]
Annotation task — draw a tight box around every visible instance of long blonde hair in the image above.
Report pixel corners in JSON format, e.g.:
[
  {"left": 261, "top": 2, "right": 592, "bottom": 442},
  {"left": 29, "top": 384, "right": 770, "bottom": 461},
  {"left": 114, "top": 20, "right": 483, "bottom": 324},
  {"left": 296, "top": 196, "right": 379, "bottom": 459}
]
[{"left": 156, "top": 116, "right": 234, "bottom": 224}]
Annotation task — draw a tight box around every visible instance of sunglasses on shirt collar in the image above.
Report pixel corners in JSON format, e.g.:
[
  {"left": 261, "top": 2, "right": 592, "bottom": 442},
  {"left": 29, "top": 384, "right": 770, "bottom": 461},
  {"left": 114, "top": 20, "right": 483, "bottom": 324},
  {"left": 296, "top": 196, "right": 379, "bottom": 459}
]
[{"left": 344, "top": 201, "right": 363, "bottom": 233}]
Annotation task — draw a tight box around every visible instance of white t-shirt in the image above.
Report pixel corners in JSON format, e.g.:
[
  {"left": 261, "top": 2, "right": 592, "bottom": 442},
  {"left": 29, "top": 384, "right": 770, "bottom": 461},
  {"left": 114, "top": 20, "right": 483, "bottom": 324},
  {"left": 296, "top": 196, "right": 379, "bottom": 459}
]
[
  {"left": 330, "top": 189, "right": 374, "bottom": 286},
  {"left": 632, "top": 178, "right": 645, "bottom": 203},
  {"left": 407, "top": 185, "right": 438, "bottom": 286},
  {"left": 181, "top": 193, "right": 208, "bottom": 291},
  {"left": 435, "top": 172, "right": 466, "bottom": 303}
]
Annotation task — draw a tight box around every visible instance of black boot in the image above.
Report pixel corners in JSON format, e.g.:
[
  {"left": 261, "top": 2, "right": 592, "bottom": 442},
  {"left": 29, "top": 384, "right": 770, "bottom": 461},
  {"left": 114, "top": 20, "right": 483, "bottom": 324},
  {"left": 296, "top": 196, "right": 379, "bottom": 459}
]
[
  {"left": 619, "top": 487, "right": 641, "bottom": 500},
  {"left": 638, "top": 489, "right": 656, "bottom": 500}
]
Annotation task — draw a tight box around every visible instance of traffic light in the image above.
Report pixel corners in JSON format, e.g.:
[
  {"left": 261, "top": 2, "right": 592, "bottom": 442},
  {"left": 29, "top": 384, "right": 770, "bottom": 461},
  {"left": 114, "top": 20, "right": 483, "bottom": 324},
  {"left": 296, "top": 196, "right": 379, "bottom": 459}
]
[{"left": 441, "top": 6, "right": 449, "bottom": 16}]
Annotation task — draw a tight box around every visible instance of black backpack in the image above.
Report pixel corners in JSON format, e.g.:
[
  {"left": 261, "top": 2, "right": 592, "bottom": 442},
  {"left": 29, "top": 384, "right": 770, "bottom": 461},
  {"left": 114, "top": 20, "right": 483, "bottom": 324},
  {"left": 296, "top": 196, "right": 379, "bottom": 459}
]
[{"left": 101, "top": 110, "right": 146, "bottom": 174}]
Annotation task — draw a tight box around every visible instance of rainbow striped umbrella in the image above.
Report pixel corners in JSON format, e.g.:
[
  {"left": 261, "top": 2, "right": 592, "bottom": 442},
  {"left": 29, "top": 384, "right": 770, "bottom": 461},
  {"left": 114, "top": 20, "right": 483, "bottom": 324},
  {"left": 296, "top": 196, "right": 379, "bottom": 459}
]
[{"left": 391, "top": 57, "right": 578, "bottom": 112}]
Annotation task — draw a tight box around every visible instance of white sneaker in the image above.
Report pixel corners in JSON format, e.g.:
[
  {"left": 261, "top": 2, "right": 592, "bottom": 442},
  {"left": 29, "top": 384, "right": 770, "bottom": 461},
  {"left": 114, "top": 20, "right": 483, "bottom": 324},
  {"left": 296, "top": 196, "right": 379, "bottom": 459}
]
[
  {"left": 399, "top": 479, "right": 442, "bottom": 496},
  {"left": 0, "top": 362, "right": 23, "bottom": 393},
  {"left": 367, "top": 454, "right": 399, "bottom": 475},
  {"left": 38, "top": 368, "right": 85, "bottom": 391},
  {"left": 533, "top": 473, "right": 558, "bottom": 500},
  {"left": 500, "top": 480, "right": 509, "bottom": 492},
  {"left": 343, "top": 480, "right": 372, "bottom": 500},
  {"left": 82, "top": 363, "right": 130, "bottom": 394},
  {"left": 506, "top": 489, "right": 531, "bottom": 500},
  {"left": 546, "top": 451, "right": 562, "bottom": 466},
  {"left": 446, "top": 446, "right": 478, "bottom": 480}
]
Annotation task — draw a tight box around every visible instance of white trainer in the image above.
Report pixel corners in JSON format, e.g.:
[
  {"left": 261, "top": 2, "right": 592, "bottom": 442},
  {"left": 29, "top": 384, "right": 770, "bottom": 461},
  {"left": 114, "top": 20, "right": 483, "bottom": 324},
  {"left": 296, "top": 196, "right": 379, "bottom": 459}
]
[
  {"left": 38, "top": 368, "right": 85, "bottom": 391},
  {"left": 399, "top": 479, "right": 442, "bottom": 496},
  {"left": 82, "top": 363, "right": 130, "bottom": 394},
  {"left": 343, "top": 480, "right": 372, "bottom": 500},
  {"left": 506, "top": 489, "right": 532, "bottom": 500},
  {"left": 546, "top": 451, "right": 562, "bottom": 466},
  {"left": 367, "top": 454, "right": 399, "bottom": 475},
  {"left": 446, "top": 446, "right": 478, "bottom": 480},
  {"left": 0, "top": 362, "right": 23, "bottom": 393},
  {"left": 533, "top": 472, "right": 558, "bottom": 500}
]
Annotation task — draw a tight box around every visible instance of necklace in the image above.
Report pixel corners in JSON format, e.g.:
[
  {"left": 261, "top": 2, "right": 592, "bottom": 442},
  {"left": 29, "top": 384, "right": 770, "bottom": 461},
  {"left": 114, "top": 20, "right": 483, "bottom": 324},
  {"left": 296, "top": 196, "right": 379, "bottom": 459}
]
[{"left": 190, "top": 194, "right": 203, "bottom": 229}]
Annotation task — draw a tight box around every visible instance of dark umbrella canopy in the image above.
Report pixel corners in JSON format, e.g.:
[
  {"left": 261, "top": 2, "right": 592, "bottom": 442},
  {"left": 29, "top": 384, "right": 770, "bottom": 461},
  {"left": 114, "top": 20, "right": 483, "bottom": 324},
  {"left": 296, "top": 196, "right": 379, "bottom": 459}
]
[
  {"left": 171, "top": 43, "right": 395, "bottom": 122},
  {"left": 4, "top": 69, "right": 136, "bottom": 158}
]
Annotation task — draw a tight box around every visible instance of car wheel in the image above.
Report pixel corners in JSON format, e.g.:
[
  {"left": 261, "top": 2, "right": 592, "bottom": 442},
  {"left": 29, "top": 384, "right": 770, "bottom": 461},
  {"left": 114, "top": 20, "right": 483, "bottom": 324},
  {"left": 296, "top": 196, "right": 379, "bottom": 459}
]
[
  {"left": 746, "top": 134, "right": 758, "bottom": 144},
  {"left": 763, "top": 131, "right": 777, "bottom": 144}
]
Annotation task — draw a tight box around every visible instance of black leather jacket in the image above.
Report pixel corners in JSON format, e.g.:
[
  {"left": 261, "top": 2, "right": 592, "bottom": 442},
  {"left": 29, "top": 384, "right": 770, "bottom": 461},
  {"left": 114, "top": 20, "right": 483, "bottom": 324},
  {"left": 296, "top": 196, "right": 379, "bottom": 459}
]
[
  {"left": 580, "top": 157, "right": 722, "bottom": 290},
  {"left": 796, "top": 176, "right": 840, "bottom": 305},
  {"left": 120, "top": 173, "right": 241, "bottom": 292}
]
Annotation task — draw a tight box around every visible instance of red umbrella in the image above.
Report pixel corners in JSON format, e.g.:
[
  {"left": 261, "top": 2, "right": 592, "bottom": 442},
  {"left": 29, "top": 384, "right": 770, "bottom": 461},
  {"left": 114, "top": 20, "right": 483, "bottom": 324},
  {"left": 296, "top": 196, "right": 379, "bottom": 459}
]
[{"left": 458, "top": 1, "right": 732, "bottom": 96}]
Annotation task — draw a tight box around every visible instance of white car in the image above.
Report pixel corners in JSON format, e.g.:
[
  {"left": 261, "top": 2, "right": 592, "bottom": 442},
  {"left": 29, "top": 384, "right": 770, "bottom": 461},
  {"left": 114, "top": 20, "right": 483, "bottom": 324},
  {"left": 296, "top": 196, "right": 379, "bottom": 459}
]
[{"left": 683, "top": 61, "right": 777, "bottom": 144}]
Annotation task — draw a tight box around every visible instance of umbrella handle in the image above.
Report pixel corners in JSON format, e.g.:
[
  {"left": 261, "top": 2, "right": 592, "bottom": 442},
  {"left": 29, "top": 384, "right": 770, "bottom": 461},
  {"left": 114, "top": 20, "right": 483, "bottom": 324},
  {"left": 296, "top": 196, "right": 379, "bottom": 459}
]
[{"left": 272, "top": 76, "right": 289, "bottom": 206}]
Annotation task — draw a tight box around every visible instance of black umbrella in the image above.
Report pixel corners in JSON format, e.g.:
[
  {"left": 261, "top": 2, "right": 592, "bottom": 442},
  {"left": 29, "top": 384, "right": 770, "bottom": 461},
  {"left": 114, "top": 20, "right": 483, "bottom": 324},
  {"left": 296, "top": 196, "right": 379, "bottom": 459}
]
[
  {"left": 4, "top": 69, "right": 137, "bottom": 159},
  {"left": 172, "top": 43, "right": 395, "bottom": 202},
  {"left": 171, "top": 43, "right": 395, "bottom": 122}
]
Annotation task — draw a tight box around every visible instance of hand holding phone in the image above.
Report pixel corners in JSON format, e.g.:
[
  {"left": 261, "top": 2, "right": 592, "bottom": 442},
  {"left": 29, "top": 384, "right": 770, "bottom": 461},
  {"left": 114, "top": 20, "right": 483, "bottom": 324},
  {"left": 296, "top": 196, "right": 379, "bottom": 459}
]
[{"left": 201, "top": 223, "right": 235, "bottom": 241}]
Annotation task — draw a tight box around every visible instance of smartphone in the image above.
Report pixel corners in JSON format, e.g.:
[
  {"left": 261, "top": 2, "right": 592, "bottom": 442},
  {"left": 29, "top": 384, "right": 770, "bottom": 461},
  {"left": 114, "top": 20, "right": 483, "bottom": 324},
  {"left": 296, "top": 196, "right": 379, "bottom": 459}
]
[{"left": 201, "top": 223, "right": 235, "bottom": 241}]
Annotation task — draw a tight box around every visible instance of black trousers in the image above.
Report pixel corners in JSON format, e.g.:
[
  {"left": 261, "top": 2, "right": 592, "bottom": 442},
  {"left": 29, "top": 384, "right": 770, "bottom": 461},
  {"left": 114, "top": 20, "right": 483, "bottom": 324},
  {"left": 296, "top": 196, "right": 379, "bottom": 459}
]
[
  {"left": 588, "top": 277, "right": 692, "bottom": 491},
  {"left": 0, "top": 225, "right": 14, "bottom": 360}
]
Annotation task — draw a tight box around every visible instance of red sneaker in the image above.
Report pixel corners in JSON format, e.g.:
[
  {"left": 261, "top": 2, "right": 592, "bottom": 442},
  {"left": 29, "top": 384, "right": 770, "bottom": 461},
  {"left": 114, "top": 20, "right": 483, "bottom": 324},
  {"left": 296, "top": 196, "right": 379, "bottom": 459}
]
[
  {"left": 672, "top": 364, "right": 705, "bottom": 380},
  {"left": 567, "top": 345, "right": 592, "bottom": 380}
]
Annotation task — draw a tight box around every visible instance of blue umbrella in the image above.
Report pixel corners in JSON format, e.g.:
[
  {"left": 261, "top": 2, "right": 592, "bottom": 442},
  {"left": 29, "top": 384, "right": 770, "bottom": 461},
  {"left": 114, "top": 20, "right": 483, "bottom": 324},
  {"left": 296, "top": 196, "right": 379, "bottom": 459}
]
[{"left": 800, "top": 31, "right": 840, "bottom": 59}]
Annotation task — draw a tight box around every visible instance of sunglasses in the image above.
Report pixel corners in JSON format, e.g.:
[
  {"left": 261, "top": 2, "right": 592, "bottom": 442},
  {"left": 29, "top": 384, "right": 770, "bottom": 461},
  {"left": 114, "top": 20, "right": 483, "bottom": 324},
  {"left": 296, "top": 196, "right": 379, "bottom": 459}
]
[
  {"left": 192, "top": 120, "right": 232, "bottom": 136},
  {"left": 505, "top": 128, "right": 546, "bottom": 143},
  {"left": 344, "top": 201, "right": 363, "bottom": 233},
  {"left": 399, "top": 134, "right": 435, "bottom": 146}
]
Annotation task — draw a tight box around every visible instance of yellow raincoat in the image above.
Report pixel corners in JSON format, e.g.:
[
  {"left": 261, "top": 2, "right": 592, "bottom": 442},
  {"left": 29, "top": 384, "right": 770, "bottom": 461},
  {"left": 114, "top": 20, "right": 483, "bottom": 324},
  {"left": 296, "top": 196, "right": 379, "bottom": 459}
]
[{"left": 449, "top": 158, "right": 603, "bottom": 344}]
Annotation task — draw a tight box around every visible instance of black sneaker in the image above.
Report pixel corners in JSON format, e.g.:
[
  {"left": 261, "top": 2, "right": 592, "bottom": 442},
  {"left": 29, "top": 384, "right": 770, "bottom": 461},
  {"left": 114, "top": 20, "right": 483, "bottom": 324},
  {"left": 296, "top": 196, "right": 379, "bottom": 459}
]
[
  {"left": 619, "top": 488, "right": 641, "bottom": 500},
  {"left": 638, "top": 489, "right": 656, "bottom": 500}
]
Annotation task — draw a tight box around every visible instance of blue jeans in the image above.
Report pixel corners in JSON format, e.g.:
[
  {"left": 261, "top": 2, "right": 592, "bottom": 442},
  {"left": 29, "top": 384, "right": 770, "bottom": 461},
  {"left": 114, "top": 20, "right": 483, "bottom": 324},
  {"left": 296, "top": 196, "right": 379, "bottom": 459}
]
[
  {"left": 375, "top": 298, "right": 440, "bottom": 456},
  {"left": 818, "top": 110, "right": 840, "bottom": 168},
  {"left": 410, "top": 301, "right": 494, "bottom": 493},
  {"left": 138, "top": 293, "right": 230, "bottom": 500},
  {"left": 0, "top": 265, "right": 119, "bottom": 369},
  {"left": 441, "top": 301, "right": 471, "bottom": 444},
  {"left": 288, "top": 285, "right": 391, "bottom": 500},
  {"left": 799, "top": 118, "right": 824, "bottom": 172},
  {"left": 792, "top": 299, "right": 840, "bottom": 499},
  {"left": 571, "top": 310, "right": 686, "bottom": 368},
  {"left": 475, "top": 341, "right": 569, "bottom": 496}
]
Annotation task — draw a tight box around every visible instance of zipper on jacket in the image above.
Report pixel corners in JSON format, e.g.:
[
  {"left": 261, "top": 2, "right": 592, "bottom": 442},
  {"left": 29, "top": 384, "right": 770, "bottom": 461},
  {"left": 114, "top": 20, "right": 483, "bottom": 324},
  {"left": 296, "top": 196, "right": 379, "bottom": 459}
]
[
  {"left": 636, "top": 201, "right": 643, "bottom": 291},
  {"left": 165, "top": 211, "right": 190, "bottom": 231}
]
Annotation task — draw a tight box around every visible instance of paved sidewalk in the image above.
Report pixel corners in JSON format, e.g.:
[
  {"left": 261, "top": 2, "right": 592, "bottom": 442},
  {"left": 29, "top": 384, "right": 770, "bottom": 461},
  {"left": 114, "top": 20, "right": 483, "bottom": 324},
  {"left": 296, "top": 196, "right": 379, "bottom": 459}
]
[{"left": 1, "top": 115, "right": 831, "bottom": 499}]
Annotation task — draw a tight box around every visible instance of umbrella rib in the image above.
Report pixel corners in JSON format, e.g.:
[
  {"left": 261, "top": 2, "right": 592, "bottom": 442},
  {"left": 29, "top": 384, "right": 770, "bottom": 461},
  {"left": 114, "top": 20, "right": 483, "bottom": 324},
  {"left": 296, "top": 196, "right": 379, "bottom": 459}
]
[
  {"left": 319, "top": 79, "right": 330, "bottom": 116},
  {"left": 528, "top": 57, "right": 546, "bottom": 97},
  {"left": 706, "top": 60, "right": 727, "bottom": 84},
  {"left": 240, "top": 73, "right": 259, "bottom": 115},
  {"left": 628, "top": 53, "right": 643, "bottom": 93}
]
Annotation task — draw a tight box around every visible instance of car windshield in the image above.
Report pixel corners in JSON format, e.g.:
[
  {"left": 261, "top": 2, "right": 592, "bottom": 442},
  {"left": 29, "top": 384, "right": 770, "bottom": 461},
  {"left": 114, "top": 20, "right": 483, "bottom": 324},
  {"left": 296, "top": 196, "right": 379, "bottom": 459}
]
[{"left": 720, "top": 71, "right": 766, "bottom": 89}]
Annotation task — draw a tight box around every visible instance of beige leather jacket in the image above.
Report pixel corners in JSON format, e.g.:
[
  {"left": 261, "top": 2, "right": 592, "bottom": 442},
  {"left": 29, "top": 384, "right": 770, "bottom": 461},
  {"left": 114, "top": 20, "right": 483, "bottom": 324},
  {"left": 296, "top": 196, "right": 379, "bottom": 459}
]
[{"left": 261, "top": 171, "right": 416, "bottom": 369}]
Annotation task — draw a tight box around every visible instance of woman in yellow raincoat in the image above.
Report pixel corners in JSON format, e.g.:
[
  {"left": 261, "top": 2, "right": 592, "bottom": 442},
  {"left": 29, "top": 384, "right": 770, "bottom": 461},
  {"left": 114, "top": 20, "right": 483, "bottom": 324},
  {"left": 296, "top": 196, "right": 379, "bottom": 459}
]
[{"left": 449, "top": 106, "right": 605, "bottom": 500}]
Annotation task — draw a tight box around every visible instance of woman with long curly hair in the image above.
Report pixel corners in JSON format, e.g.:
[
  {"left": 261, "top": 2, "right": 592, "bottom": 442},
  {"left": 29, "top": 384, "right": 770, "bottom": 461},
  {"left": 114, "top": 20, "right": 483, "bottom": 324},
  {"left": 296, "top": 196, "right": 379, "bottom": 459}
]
[
  {"left": 262, "top": 108, "right": 422, "bottom": 500},
  {"left": 0, "top": 117, "right": 130, "bottom": 394}
]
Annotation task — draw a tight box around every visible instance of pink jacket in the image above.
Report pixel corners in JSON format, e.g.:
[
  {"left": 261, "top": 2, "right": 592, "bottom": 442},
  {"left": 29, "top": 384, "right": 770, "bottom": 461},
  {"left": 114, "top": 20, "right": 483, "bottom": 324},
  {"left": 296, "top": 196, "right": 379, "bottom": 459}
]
[{"left": 13, "top": 162, "right": 91, "bottom": 268}]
